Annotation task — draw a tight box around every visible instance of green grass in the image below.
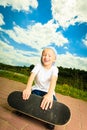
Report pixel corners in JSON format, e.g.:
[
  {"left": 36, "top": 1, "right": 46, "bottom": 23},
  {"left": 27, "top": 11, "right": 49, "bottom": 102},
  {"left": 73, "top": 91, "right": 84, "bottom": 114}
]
[
  {"left": 0, "top": 70, "right": 28, "bottom": 84},
  {"left": 0, "top": 70, "right": 87, "bottom": 101},
  {"left": 55, "top": 84, "right": 87, "bottom": 101}
]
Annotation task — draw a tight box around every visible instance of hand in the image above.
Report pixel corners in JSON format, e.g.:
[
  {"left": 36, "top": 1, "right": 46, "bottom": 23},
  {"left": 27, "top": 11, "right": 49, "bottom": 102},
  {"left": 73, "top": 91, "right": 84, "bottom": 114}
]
[
  {"left": 22, "top": 89, "right": 31, "bottom": 100},
  {"left": 40, "top": 94, "right": 53, "bottom": 110}
]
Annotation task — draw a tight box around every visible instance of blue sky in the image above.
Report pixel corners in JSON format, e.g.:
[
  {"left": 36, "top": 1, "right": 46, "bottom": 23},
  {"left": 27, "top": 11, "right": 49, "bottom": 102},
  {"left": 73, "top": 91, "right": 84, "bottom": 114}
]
[{"left": 0, "top": 0, "right": 87, "bottom": 71}]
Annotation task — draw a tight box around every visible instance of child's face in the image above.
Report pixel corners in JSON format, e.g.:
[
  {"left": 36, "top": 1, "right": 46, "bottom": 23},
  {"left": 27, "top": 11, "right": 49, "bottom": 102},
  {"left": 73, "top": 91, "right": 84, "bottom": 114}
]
[{"left": 41, "top": 48, "right": 56, "bottom": 67}]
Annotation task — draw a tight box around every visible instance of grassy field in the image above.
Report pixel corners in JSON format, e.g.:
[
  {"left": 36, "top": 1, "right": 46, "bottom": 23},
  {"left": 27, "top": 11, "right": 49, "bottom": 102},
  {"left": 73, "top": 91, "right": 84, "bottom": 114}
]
[{"left": 0, "top": 70, "right": 87, "bottom": 101}]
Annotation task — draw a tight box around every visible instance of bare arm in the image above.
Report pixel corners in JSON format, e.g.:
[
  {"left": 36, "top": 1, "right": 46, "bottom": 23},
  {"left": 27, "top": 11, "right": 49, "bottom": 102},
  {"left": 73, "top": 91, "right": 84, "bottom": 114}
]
[
  {"left": 22, "top": 72, "right": 36, "bottom": 100},
  {"left": 40, "top": 75, "right": 58, "bottom": 110},
  {"left": 48, "top": 75, "right": 57, "bottom": 95}
]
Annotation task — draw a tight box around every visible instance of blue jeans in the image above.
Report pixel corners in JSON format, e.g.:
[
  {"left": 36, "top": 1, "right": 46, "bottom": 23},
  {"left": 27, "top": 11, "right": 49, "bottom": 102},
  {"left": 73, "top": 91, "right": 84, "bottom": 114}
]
[{"left": 31, "top": 90, "right": 57, "bottom": 101}]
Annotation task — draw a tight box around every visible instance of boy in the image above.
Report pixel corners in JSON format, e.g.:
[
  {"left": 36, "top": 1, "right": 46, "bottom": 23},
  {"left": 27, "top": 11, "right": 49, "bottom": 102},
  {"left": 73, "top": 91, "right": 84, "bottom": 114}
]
[{"left": 23, "top": 47, "right": 59, "bottom": 129}]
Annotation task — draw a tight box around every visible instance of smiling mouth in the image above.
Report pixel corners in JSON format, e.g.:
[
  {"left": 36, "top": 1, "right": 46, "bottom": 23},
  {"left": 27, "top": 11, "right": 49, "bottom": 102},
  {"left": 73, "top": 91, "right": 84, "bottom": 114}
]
[{"left": 44, "top": 59, "right": 49, "bottom": 62}]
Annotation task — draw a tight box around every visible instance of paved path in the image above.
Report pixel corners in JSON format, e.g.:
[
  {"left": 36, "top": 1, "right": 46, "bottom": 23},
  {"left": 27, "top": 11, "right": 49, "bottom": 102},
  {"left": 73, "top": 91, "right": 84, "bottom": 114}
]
[{"left": 0, "top": 77, "right": 87, "bottom": 130}]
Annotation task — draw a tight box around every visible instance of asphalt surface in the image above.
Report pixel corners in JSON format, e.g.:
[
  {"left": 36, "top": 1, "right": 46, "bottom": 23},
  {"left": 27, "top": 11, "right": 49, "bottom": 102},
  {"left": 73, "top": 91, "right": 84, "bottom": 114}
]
[{"left": 0, "top": 77, "right": 87, "bottom": 130}]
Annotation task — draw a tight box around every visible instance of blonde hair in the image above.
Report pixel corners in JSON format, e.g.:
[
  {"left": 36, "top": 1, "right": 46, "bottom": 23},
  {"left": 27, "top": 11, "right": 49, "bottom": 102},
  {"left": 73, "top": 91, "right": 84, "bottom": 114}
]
[{"left": 41, "top": 47, "right": 57, "bottom": 65}]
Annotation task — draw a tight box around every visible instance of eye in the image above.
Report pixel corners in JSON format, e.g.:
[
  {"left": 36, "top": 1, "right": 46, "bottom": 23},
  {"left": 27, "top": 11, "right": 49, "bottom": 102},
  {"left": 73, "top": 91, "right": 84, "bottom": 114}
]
[{"left": 42, "top": 54, "right": 46, "bottom": 57}]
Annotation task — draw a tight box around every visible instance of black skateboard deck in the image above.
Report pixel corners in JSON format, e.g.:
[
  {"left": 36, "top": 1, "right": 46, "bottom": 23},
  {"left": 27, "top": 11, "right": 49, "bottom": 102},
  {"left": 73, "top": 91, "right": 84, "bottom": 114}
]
[{"left": 7, "top": 91, "right": 71, "bottom": 125}]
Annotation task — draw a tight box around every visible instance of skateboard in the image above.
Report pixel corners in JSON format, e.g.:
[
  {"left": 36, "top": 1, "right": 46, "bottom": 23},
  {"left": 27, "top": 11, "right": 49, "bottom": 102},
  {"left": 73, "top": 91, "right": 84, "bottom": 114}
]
[{"left": 7, "top": 91, "right": 71, "bottom": 125}]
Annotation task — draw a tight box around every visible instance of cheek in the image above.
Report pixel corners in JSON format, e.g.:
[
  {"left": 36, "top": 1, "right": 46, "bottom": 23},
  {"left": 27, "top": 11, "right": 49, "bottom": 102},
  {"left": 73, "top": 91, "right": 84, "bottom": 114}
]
[
  {"left": 41, "top": 57, "right": 44, "bottom": 61},
  {"left": 52, "top": 57, "right": 56, "bottom": 62}
]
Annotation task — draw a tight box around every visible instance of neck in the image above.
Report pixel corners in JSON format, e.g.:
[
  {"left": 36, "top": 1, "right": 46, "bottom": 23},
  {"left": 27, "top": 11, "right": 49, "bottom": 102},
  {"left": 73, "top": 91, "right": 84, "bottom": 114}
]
[{"left": 42, "top": 64, "right": 52, "bottom": 69}]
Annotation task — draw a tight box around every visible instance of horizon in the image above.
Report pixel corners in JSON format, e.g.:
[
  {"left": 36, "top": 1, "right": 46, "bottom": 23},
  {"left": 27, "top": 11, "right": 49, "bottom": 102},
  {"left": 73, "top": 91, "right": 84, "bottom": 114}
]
[{"left": 0, "top": 62, "right": 87, "bottom": 72}]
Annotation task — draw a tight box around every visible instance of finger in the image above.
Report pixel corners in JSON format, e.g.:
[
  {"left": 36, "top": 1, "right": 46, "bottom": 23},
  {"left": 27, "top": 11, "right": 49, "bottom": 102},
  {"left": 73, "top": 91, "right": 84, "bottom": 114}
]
[
  {"left": 41, "top": 99, "right": 51, "bottom": 110},
  {"left": 23, "top": 92, "right": 29, "bottom": 100},
  {"left": 40, "top": 98, "right": 46, "bottom": 109},
  {"left": 23, "top": 94, "right": 26, "bottom": 100},
  {"left": 22, "top": 92, "right": 26, "bottom": 99},
  {"left": 25, "top": 93, "right": 30, "bottom": 99},
  {"left": 22, "top": 92, "right": 25, "bottom": 99},
  {"left": 49, "top": 101, "right": 53, "bottom": 109},
  {"left": 44, "top": 102, "right": 50, "bottom": 110},
  {"left": 45, "top": 101, "right": 53, "bottom": 110}
]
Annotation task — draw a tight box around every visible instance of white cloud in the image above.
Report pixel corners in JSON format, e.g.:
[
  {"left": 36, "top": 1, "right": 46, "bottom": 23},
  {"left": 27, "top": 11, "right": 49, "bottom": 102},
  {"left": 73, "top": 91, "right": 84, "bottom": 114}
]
[
  {"left": 56, "top": 52, "right": 87, "bottom": 71},
  {"left": 0, "top": 40, "right": 87, "bottom": 71},
  {"left": 82, "top": 34, "right": 87, "bottom": 47},
  {"left": 0, "top": 13, "right": 5, "bottom": 25},
  {"left": 0, "top": 40, "right": 40, "bottom": 66},
  {"left": 1, "top": 20, "right": 68, "bottom": 53},
  {"left": 0, "top": 0, "right": 38, "bottom": 12},
  {"left": 51, "top": 0, "right": 87, "bottom": 28}
]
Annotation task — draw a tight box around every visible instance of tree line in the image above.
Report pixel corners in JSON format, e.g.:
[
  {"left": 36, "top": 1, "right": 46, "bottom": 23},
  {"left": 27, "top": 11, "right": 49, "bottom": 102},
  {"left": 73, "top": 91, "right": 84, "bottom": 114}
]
[{"left": 0, "top": 63, "right": 87, "bottom": 91}]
